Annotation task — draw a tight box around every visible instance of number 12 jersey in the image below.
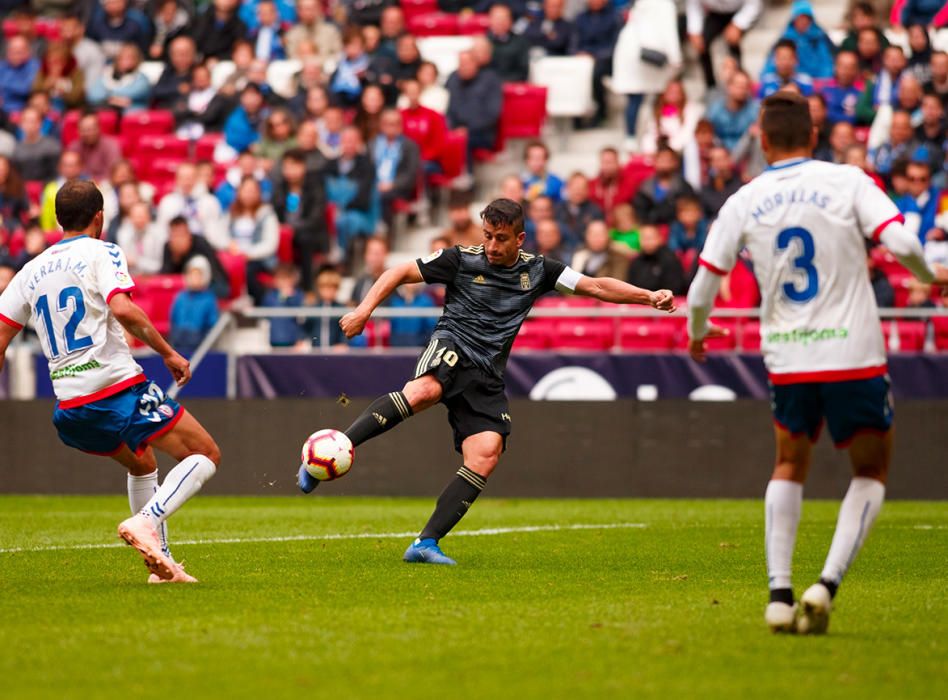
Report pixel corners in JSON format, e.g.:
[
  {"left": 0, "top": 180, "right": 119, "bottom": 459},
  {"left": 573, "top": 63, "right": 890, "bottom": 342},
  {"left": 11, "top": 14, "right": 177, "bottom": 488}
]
[
  {"left": 697, "top": 158, "right": 904, "bottom": 383},
  {"left": 0, "top": 235, "right": 144, "bottom": 406}
]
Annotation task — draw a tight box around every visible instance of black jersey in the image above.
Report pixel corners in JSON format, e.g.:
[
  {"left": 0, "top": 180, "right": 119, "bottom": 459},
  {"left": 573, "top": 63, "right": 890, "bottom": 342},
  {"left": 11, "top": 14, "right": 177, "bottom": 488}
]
[{"left": 416, "top": 244, "right": 574, "bottom": 378}]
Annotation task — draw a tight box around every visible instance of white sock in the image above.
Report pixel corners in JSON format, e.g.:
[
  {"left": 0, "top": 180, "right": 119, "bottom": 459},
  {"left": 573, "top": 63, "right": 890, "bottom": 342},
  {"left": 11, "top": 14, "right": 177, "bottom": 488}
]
[
  {"left": 820, "top": 477, "right": 885, "bottom": 587},
  {"left": 765, "top": 479, "right": 803, "bottom": 591},
  {"left": 128, "top": 471, "right": 171, "bottom": 557},
  {"left": 140, "top": 455, "right": 217, "bottom": 527}
]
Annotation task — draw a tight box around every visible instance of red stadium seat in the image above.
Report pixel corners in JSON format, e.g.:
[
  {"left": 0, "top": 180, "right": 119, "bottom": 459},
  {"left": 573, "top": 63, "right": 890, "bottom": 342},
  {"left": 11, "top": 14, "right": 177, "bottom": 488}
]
[
  {"left": 457, "top": 13, "right": 489, "bottom": 34},
  {"left": 617, "top": 320, "right": 676, "bottom": 350},
  {"left": 363, "top": 319, "right": 391, "bottom": 347},
  {"left": 44, "top": 230, "right": 63, "bottom": 246},
  {"left": 739, "top": 320, "right": 762, "bottom": 351},
  {"left": 890, "top": 320, "right": 927, "bottom": 351},
  {"left": 888, "top": 270, "right": 912, "bottom": 307},
  {"left": 676, "top": 317, "right": 738, "bottom": 351},
  {"left": 401, "top": 0, "right": 438, "bottom": 21},
  {"left": 932, "top": 316, "right": 948, "bottom": 350},
  {"left": 534, "top": 295, "right": 599, "bottom": 323},
  {"left": 499, "top": 83, "right": 548, "bottom": 141},
  {"left": 513, "top": 320, "right": 551, "bottom": 351},
  {"left": 135, "top": 275, "right": 185, "bottom": 335},
  {"left": 216, "top": 251, "right": 247, "bottom": 299},
  {"left": 61, "top": 109, "right": 119, "bottom": 145},
  {"left": 195, "top": 132, "right": 223, "bottom": 161},
  {"left": 120, "top": 110, "right": 175, "bottom": 139},
  {"left": 35, "top": 18, "right": 62, "bottom": 40},
  {"left": 429, "top": 129, "right": 467, "bottom": 187},
  {"left": 406, "top": 12, "right": 459, "bottom": 37},
  {"left": 550, "top": 320, "right": 614, "bottom": 350},
  {"left": 146, "top": 156, "right": 185, "bottom": 181},
  {"left": 25, "top": 180, "right": 43, "bottom": 205},
  {"left": 134, "top": 134, "right": 190, "bottom": 159},
  {"left": 278, "top": 225, "right": 295, "bottom": 264}
]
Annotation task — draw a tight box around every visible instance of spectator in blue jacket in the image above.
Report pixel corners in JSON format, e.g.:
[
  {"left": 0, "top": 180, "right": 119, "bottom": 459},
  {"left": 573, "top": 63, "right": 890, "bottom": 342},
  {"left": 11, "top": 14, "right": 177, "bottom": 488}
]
[
  {"left": 896, "top": 159, "right": 940, "bottom": 242},
  {"left": 764, "top": 1, "right": 835, "bottom": 80},
  {"left": 521, "top": 140, "right": 563, "bottom": 203},
  {"left": 239, "top": 0, "right": 296, "bottom": 31},
  {"left": 389, "top": 283, "right": 438, "bottom": 347},
  {"left": 706, "top": 70, "right": 759, "bottom": 151},
  {"left": 759, "top": 39, "right": 813, "bottom": 97},
  {"left": 822, "top": 50, "right": 862, "bottom": 125},
  {"left": 667, "top": 194, "right": 709, "bottom": 255},
  {"left": 262, "top": 264, "right": 309, "bottom": 348},
  {"left": 86, "top": 43, "right": 152, "bottom": 113},
  {"left": 170, "top": 255, "right": 220, "bottom": 355},
  {"left": 524, "top": 0, "right": 574, "bottom": 57},
  {"left": 309, "top": 266, "right": 348, "bottom": 349},
  {"left": 330, "top": 27, "right": 370, "bottom": 108},
  {"left": 85, "top": 0, "right": 153, "bottom": 61},
  {"left": 0, "top": 36, "right": 39, "bottom": 113},
  {"left": 224, "top": 83, "right": 269, "bottom": 154},
  {"left": 572, "top": 0, "right": 621, "bottom": 126},
  {"left": 902, "top": 0, "right": 946, "bottom": 27}
]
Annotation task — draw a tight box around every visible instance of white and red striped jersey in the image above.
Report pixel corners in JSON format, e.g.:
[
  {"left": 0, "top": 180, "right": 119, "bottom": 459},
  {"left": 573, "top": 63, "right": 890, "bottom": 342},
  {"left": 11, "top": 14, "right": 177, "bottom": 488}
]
[
  {"left": 697, "top": 158, "right": 903, "bottom": 383},
  {"left": 0, "top": 235, "right": 144, "bottom": 405}
]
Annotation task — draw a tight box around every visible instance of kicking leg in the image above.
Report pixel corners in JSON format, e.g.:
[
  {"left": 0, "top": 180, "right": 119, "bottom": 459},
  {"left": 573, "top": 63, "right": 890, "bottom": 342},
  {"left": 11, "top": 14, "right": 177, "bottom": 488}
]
[
  {"left": 799, "top": 430, "right": 891, "bottom": 634},
  {"left": 111, "top": 445, "right": 174, "bottom": 574},
  {"left": 404, "top": 431, "right": 502, "bottom": 566},
  {"left": 118, "top": 411, "right": 220, "bottom": 581},
  {"left": 764, "top": 426, "right": 810, "bottom": 632}
]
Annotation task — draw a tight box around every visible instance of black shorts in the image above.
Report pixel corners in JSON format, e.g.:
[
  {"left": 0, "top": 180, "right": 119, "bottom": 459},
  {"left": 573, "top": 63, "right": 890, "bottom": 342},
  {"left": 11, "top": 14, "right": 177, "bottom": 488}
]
[{"left": 413, "top": 337, "right": 511, "bottom": 453}]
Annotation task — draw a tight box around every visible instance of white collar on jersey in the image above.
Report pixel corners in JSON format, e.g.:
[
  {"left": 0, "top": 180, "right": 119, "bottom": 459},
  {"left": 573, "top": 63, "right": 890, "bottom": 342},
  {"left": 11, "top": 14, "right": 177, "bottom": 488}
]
[{"left": 765, "top": 157, "right": 810, "bottom": 172}]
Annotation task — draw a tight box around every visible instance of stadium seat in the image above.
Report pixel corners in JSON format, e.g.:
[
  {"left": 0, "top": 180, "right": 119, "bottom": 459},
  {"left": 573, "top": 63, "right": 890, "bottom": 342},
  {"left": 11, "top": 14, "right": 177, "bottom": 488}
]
[
  {"left": 888, "top": 270, "right": 912, "bottom": 307},
  {"left": 617, "top": 320, "right": 676, "bottom": 351},
  {"left": 120, "top": 111, "right": 175, "bottom": 139},
  {"left": 135, "top": 275, "right": 185, "bottom": 335},
  {"left": 401, "top": 0, "right": 439, "bottom": 22},
  {"left": 363, "top": 319, "right": 391, "bottom": 348},
  {"left": 428, "top": 129, "right": 467, "bottom": 187},
  {"left": 499, "top": 83, "right": 548, "bottom": 141},
  {"left": 932, "top": 316, "right": 948, "bottom": 350},
  {"left": 217, "top": 251, "right": 248, "bottom": 299},
  {"left": 146, "top": 156, "right": 186, "bottom": 183},
  {"left": 139, "top": 61, "right": 165, "bottom": 86},
  {"left": 890, "top": 320, "right": 927, "bottom": 351},
  {"left": 676, "top": 317, "right": 738, "bottom": 351},
  {"left": 512, "top": 321, "right": 551, "bottom": 351},
  {"left": 550, "top": 320, "right": 614, "bottom": 350},
  {"left": 61, "top": 109, "right": 118, "bottom": 145},
  {"left": 266, "top": 60, "right": 303, "bottom": 99},
  {"left": 134, "top": 134, "right": 190, "bottom": 159},
  {"left": 457, "top": 13, "right": 489, "bottom": 35},
  {"left": 534, "top": 296, "right": 599, "bottom": 323},
  {"left": 196, "top": 133, "right": 224, "bottom": 162},
  {"left": 25, "top": 180, "right": 43, "bottom": 205},
  {"left": 531, "top": 55, "right": 595, "bottom": 119},
  {"left": 278, "top": 225, "right": 295, "bottom": 264},
  {"left": 739, "top": 320, "right": 762, "bottom": 352},
  {"left": 407, "top": 12, "right": 459, "bottom": 37}
]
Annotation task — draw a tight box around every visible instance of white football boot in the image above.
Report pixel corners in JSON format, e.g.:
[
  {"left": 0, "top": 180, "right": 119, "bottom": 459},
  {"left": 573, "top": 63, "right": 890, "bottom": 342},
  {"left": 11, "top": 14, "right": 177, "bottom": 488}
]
[
  {"left": 765, "top": 602, "right": 798, "bottom": 633},
  {"left": 796, "top": 583, "right": 832, "bottom": 635}
]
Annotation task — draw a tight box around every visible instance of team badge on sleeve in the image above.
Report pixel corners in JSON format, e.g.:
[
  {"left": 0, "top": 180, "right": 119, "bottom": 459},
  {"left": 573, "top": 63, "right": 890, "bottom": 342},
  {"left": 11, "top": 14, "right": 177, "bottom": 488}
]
[{"left": 422, "top": 249, "right": 444, "bottom": 264}]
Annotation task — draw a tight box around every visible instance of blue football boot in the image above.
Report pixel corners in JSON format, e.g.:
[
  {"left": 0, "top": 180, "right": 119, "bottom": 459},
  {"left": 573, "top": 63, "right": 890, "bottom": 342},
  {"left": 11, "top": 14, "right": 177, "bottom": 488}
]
[
  {"left": 298, "top": 464, "right": 320, "bottom": 494},
  {"left": 403, "top": 538, "right": 457, "bottom": 565}
]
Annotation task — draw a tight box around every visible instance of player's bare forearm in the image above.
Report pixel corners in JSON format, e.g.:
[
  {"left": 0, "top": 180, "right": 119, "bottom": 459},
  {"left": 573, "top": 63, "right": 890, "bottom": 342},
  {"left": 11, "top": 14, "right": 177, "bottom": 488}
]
[
  {"left": 341, "top": 262, "right": 425, "bottom": 338},
  {"left": 109, "top": 292, "right": 191, "bottom": 385},
  {"left": 575, "top": 276, "right": 676, "bottom": 311}
]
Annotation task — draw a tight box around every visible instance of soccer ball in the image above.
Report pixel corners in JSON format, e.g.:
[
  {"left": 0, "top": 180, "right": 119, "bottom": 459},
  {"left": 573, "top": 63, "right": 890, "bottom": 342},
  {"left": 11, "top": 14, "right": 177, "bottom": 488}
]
[{"left": 301, "top": 429, "right": 354, "bottom": 481}]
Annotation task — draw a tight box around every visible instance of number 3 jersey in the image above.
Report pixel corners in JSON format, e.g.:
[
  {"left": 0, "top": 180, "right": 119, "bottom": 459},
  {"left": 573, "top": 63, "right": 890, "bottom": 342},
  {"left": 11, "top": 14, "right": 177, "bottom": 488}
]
[
  {"left": 0, "top": 235, "right": 144, "bottom": 406},
  {"left": 698, "top": 158, "right": 904, "bottom": 382}
]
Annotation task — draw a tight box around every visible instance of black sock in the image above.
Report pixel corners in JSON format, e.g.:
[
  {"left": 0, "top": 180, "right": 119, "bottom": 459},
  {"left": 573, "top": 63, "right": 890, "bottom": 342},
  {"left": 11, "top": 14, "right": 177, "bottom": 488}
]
[
  {"left": 819, "top": 577, "right": 839, "bottom": 599},
  {"left": 344, "top": 392, "right": 413, "bottom": 447},
  {"left": 419, "top": 466, "right": 486, "bottom": 541},
  {"left": 769, "top": 588, "right": 794, "bottom": 606}
]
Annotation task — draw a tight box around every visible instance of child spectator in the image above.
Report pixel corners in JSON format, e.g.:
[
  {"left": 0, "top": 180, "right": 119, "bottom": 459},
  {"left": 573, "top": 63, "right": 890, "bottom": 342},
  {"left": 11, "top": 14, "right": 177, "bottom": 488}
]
[
  {"left": 116, "top": 201, "right": 166, "bottom": 276},
  {"left": 521, "top": 141, "right": 563, "bottom": 203},
  {"left": 330, "top": 27, "right": 370, "bottom": 108},
  {"left": 668, "top": 194, "right": 709, "bottom": 255},
  {"left": 170, "top": 256, "right": 220, "bottom": 355},
  {"left": 609, "top": 203, "right": 640, "bottom": 254},
  {"left": 262, "top": 264, "right": 309, "bottom": 349},
  {"left": 311, "top": 267, "right": 349, "bottom": 349}
]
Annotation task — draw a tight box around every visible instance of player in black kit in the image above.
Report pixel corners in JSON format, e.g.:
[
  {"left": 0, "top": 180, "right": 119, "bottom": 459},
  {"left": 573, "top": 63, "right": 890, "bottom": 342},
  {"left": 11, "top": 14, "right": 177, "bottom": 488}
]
[{"left": 298, "top": 198, "right": 676, "bottom": 564}]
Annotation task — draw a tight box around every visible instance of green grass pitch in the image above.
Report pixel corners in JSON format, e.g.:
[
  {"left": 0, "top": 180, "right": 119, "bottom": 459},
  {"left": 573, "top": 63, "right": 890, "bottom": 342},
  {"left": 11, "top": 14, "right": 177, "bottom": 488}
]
[{"left": 0, "top": 496, "right": 945, "bottom": 699}]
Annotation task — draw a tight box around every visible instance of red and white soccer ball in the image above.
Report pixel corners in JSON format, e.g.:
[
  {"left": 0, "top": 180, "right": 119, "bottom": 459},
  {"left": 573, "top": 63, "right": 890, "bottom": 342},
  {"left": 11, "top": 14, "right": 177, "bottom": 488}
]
[{"left": 301, "top": 429, "right": 354, "bottom": 481}]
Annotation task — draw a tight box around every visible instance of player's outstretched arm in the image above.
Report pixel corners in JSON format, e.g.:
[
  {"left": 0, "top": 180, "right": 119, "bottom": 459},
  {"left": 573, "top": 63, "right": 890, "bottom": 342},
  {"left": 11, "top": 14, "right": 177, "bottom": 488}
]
[
  {"left": 108, "top": 292, "right": 191, "bottom": 386},
  {"left": 573, "top": 275, "right": 677, "bottom": 311},
  {"left": 0, "top": 321, "right": 20, "bottom": 374},
  {"left": 340, "top": 261, "right": 426, "bottom": 338}
]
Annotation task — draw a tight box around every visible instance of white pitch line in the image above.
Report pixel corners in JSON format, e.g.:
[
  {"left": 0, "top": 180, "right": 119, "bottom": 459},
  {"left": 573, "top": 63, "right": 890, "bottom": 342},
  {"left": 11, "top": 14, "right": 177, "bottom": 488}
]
[{"left": 0, "top": 522, "right": 647, "bottom": 555}]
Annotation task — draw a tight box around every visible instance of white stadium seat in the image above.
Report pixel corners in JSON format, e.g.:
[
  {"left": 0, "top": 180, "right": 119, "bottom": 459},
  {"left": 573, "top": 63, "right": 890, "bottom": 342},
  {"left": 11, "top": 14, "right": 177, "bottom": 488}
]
[
  {"left": 530, "top": 55, "right": 595, "bottom": 118},
  {"left": 417, "top": 36, "right": 475, "bottom": 83},
  {"left": 266, "top": 59, "right": 303, "bottom": 100},
  {"left": 140, "top": 61, "right": 165, "bottom": 86}
]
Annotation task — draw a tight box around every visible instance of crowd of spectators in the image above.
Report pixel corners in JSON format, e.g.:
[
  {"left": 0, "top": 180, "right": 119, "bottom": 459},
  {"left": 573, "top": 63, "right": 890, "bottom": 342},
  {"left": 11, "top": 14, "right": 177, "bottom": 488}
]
[{"left": 1, "top": 0, "right": 947, "bottom": 353}]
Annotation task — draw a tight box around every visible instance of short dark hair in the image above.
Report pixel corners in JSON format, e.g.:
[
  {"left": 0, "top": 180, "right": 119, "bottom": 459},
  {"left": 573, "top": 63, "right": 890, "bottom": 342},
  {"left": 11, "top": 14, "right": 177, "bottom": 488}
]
[
  {"left": 168, "top": 215, "right": 190, "bottom": 229},
  {"left": 524, "top": 140, "right": 549, "bottom": 160},
  {"left": 480, "top": 198, "right": 524, "bottom": 234},
  {"left": 852, "top": 2, "right": 875, "bottom": 17},
  {"left": 55, "top": 179, "right": 103, "bottom": 232},
  {"left": 447, "top": 188, "right": 472, "bottom": 210},
  {"left": 761, "top": 91, "right": 812, "bottom": 150},
  {"left": 774, "top": 38, "right": 797, "bottom": 55},
  {"left": 282, "top": 147, "right": 306, "bottom": 163}
]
